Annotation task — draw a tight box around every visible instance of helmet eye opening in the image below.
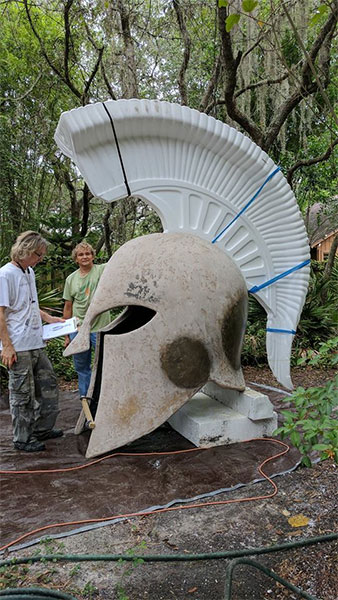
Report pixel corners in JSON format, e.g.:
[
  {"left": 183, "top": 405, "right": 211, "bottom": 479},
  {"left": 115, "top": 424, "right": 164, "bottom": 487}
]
[{"left": 106, "top": 305, "right": 157, "bottom": 335}]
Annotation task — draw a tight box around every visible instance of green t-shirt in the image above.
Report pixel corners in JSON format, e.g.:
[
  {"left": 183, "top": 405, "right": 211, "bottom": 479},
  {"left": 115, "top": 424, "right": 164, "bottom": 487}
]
[{"left": 63, "top": 263, "right": 111, "bottom": 332}]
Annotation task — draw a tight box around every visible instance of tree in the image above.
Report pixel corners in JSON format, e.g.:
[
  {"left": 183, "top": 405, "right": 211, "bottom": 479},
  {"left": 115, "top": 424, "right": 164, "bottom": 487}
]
[{"left": 1, "top": 0, "right": 337, "bottom": 271}]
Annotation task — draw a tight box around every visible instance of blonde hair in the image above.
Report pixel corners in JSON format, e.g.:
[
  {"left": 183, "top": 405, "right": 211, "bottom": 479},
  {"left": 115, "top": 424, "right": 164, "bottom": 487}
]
[
  {"left": 11, "top": 231, "right": 48, "bottom": 262},
  {"left": 72, "top": 241, "right": 95, "bottom": 262}
]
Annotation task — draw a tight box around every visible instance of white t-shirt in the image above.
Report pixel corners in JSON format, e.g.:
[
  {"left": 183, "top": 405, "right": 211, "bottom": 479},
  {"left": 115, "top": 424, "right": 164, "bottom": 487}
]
[{"left": 0, "top": 263, "right": 44, "bottom": 351}]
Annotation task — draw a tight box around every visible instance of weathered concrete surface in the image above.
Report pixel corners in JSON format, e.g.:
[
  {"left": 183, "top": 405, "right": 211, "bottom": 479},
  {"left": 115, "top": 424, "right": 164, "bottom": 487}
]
[
  {"left": 204, "top": 384, "right": 275, "bottom": 420},
  {"left": 168, "top": 390, "right": 277, "bottom": 447},
  {"left": 65, "top": 233, "right": 248, "bottom": 458}
]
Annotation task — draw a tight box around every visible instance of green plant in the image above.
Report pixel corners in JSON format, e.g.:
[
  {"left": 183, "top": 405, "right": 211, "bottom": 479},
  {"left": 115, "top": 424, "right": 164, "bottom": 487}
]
[
  {"left": 115, "top": 541, "right": 147, "bottom": 600},
  {"left": 241, "top": 263, "right": 338, "bottom": 367},
  {"left": 0, "top": 362, "right": 9, "bottom": 396},
  {"left": 45, "top": 337, "right": 77, "bottom": 381},
  {"left": 241, "top": 326, "right": 267, "bottom": 366},
  {"left": 293, "top": 262, "right": 338, "bottom": 355},
  {"left": 82, "top": 581, "right": 97, "bottom": 598},
  {"left": 296, "top": 336, "right": 338, "bottom": 368},
  {"left": 69, "top": 565, "right": 82, "bottom": 577},
  {"left": 116, "top": 585, "right": 130, "bottom": 600},
  {"left": 0, "top": 565, "right": 29, "bottom": 589},
  {"left": 273, "top": 374, "right": 338, "bottom": 466},
  {"left": 241, "top": 296, "right": 267, "bottom": 366},
  {"left": 34, "top": 269, "right": 63, "bottom": 315}
]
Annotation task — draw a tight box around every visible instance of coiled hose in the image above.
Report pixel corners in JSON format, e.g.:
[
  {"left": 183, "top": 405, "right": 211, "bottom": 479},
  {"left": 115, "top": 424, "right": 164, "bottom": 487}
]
[{"left": 0, "top": 532, "right": 336, "bottom": 600}]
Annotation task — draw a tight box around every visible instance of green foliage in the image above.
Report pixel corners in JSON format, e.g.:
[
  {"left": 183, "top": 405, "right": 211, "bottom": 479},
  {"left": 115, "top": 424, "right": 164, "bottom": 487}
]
[
  {"left": 292, "top": 262, "right": 338, "bottom": 360},
  {"left": 81, "top": 581, "right": 97, "bottom": 599},
  {"left": 116, "top": 541, "right": 147, "bottom": 600},
  {"left": 219, "top": 0, "right": 258, "bottom": 31},
  {"left": 281, "top": 28, "right": 302, "bottom": 66},
  {"left": 297, "top": 336, "right": 338, "bottom": 368},
  {"left": 274, "top": 339, "right": 338, "bottom": 467},
  {"left": 241, "top": 261, "right": 338, "bottom": 367},
  {"left": 45, "top": 337, "right": 76, "bottom": 381},
  {"left": 0, "top": 565, "right": 30, "bottom": 590},
  {"left": 241, "top": 296, "right": 267, "bottom": 365},
  {"left": 0, "top": 362, "right": 9, "bottom": 394},
  {"left": 309, "top": 4, "right": 329, "bottom": 26},
  {"left": 291, "top": 135, "right": 338, "bottom": 211},
  {"left": 242, "top": 0, "right": 258, "bottom": 12},
  {"left": 38, "top": 287, "right": 64, "bottom": 315},
  {"left": 273, "top": 374, "right": 338, "bottom": 466},
  {"left": 226, "top": 13, "right": 241, "bottom": 31},
  {"left": 241, "top": 327, "right": 267, "bottom": 366}
]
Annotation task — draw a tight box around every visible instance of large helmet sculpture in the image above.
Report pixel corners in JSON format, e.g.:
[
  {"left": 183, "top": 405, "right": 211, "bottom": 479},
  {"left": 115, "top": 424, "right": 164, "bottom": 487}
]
[
  {"left": 65, "top": 233, "right": 248, "bottom": 458},
  {"left": 55, "top": 100, "right": 310, "bottom": 458}
]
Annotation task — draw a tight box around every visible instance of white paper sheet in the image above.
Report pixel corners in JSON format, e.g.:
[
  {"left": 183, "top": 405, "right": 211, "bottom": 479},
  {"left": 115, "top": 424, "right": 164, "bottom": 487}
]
[{"left": 43, "top": 317, "right": 78, "bottom": 340}]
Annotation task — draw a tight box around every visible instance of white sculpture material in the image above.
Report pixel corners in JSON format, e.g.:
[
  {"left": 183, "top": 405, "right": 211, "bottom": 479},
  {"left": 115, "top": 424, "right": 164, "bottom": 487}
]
[{"left": 55, "top": 99, "right": 310, "bottom": 390}]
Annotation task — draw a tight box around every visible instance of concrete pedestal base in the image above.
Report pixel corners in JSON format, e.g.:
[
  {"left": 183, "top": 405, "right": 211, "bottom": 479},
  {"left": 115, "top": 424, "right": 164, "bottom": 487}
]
[{"left": 168, "top": 385, "right": 277, "bottom": 447}]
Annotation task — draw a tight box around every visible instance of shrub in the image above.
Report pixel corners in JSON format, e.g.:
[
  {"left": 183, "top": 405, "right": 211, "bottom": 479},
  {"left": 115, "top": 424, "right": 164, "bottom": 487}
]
[
  {"left": 241, "top": 296, "right": 267, "bottom": 366},
  {"left": 296, "top": 336, "right": 338, "bottom": 368},
  {"left": 241, "top": 261, "right": 338, "bottom": 366},
  {"left": 273, "top": 375, "right": 338, "bottom": 466},
  {"left": 45, "top": 337, "right": 77, "bottom": 381},
  {"left": 292, "top": 262, "right": 338, "bottom": 358},
  {"left": 274, "top": 340, "right": 338, "bottom": 466}
]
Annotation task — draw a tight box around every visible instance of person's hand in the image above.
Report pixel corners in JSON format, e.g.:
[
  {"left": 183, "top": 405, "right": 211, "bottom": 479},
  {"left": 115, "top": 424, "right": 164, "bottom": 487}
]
[
  {"left": 1, "top": 345, "right": 17, "bottom": 369},
  {"left": 48, "top": 316, "right": 66, "bottom": 324},
  {"left": 64, "top": 335, "right": 70, "bottom": 348},
  {"left": 40, "top": 309, "right": 66, "bottom": 325}
]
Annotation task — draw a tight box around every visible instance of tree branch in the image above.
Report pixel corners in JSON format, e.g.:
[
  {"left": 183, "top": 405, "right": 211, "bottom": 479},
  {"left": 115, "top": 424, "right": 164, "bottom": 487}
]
[
  {"left": 80, "top": 183, "right": 93, "bottom": 238},
  {"left": 287, "top": 139, "right": 338, "bottom": 187},
  {"left": 200, "top": 54, "right": 222, "bottom": 114},
  {"left": 282, "top": 0, "right": 338, "bottom": 127},
  {"left": 235, "top": 71, "right": 289, "bottom": 98},
  {"left": 101, "top": 63, "right": 117, "bottom": 100},
  {"left": 23, "top": 0, "right": 82, "bottom": 100},
  {"left": 0, "top": 73, "right": 42, "bottom": 109},
  {"left": 264, "top": 3, "right": 338, "bottom": 149},
  {"left": 323, "top": 232, "right": 338, "bottom": 281},
  {"left": 24, "top": 0, "right": 104, "bottom": 104},
  {"left": 173, "top": 0, "right": 191, "bottom": 106},
  {"left": 83, "top": 46, "right": 104, "bottom": 103},
  {"left": 63, "top": 0, "right": 73, "bottom": 84},
  {"left": 218, "top": 5, "right": 263, "bottom": 145},
  {"left": 116, "top": 0, "right": 139, "bottom": 98}
]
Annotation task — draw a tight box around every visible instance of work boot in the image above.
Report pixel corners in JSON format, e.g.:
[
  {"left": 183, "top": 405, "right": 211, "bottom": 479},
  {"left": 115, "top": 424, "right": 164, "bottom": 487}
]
[
  {"left": 14, "top": 440, "right": 46, "bottom": 452},
  {"left": 36, "top": 429, "right": 64, "bottom": 441}
]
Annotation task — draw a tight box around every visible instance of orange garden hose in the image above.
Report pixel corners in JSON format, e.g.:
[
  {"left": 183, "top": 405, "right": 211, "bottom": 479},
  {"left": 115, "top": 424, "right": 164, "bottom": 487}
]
[{"left": 0, "top": 438, "right": 290, "bottom": 553}]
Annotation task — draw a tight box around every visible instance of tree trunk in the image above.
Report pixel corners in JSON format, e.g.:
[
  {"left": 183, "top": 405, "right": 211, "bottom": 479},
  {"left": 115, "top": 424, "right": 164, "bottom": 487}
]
[{"left": 323, "top": 232, "right": 338, "bottom": 281}]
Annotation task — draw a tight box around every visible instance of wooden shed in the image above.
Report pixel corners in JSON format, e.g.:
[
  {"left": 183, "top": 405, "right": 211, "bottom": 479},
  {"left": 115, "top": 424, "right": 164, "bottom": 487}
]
[{"left": 308, "top": 202, "right": 338, "bottom": 261}]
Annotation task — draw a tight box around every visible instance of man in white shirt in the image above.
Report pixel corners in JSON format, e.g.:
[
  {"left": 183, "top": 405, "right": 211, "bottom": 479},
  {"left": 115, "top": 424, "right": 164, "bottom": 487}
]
[{"left": 0, "top": 231, "right": 64, "bottom": 452}]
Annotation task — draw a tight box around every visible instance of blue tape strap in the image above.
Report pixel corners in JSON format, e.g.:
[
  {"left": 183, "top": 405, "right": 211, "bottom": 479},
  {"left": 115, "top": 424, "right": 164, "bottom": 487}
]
[
  {"left": 249, "top": 259, "right": 311, "bottom": 293},
  {"left": 212, "top": 167, "right": 281, "bottom": 244},
  {"left": 266, "top": 328, "right": 297, "bottom": 335}
]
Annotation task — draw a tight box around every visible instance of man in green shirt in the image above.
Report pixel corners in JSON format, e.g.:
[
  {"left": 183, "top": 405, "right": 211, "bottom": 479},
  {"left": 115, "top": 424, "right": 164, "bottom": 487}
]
[{"left": 63, "top": 242, "right": 111, "bottom": 399}]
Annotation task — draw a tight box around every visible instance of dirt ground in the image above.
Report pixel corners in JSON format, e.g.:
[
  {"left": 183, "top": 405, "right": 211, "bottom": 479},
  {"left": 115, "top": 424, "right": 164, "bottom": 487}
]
[{"left": 1, "top": 366, "right": 337, "bottom": 600}]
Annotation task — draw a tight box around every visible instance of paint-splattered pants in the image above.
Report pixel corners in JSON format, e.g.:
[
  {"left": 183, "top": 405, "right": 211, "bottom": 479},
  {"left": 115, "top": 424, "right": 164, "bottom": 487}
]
[{"left": 8, "top": 349, "right": 59, "bottom": 443}]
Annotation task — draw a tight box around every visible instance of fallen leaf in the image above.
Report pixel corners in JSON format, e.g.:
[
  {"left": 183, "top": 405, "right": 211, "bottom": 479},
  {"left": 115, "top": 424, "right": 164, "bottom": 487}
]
[
  {"left": 188, "top": 587, "right": 198, "bottom": 593},
  {"left": 282, "top": 509, "right": 291, "bottom": 516},
  {"left": 288, "top": 514, "right": 310, "bottom": 527}
]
